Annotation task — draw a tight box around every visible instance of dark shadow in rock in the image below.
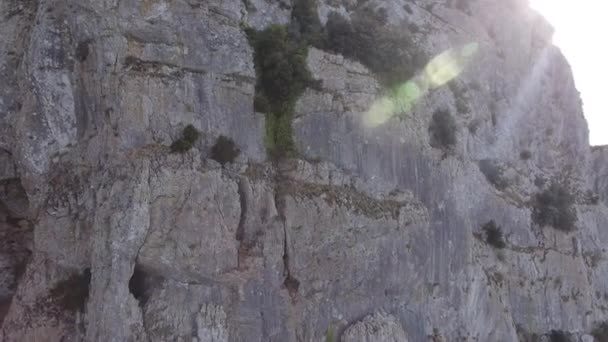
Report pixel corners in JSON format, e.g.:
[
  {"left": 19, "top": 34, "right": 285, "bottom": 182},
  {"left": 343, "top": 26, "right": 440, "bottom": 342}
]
[
  {"left": 129, "top": 265, "right": 164, "bottom": 308},
  {"left": 0, "top": 297, "right": 11, "bottom": 326},
  {"left": 0, "top": 179, "right": 32, "bottom": 325},
  {"left": 49, "top": 268, "right": 91, "bottom": 313}
]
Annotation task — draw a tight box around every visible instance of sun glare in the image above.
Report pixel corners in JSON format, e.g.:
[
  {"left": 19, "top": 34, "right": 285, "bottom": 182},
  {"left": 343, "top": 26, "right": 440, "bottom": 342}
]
[
  {"left": 363, "top": 43, "right": 479, "bottom": 127},
  {"left": 530, "top": 0, "right": 608, "bottom": 145}
]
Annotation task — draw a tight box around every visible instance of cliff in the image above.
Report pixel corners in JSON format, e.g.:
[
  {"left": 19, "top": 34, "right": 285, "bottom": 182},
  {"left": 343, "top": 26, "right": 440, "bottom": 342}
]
[{"left": 1, "top": 0, "right": 607, "bottom": 341}]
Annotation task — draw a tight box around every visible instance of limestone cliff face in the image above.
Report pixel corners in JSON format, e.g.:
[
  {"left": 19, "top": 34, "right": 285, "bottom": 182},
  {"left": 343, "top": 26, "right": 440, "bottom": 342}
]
[{"left": 0, "top": 0, "right": 607, "bottom": 341}]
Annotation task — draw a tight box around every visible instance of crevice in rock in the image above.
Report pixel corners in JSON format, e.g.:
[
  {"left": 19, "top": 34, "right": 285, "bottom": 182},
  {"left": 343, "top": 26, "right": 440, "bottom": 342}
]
[
  {"left": 281, "top": 219, "right": 300, "bottom": 299},
  {"left": 236, "top": 178, "right": 248, "bottom": 268},
  {"left": 0, "top": 297, "right": 11, "bottom": 326},
  {"left": 129, "top": 265, "right": 150, "bottom": 307},
  {"left": 0, "top": 179, "right": 29, "bottom": 219},
  {"left": 122, "top": 56, "right": 207, "bottom": 79},
  {"left": 279, "top": 179, "right": 405, "bottom": 220},
  {"left": 128, "top": 264, "right": 163, "bottom": 308},
  {"left": 274, "top": 169, "right": 300, "bottom": 300},
  {"left": 472, "top": 231, "right": 571, "bottom": 257},
  {"left": 236, "top": 178, "right": 248, "bottom": 243}
]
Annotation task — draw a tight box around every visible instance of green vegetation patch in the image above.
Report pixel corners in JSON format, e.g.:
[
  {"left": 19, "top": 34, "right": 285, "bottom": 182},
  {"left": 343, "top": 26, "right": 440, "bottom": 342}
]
[
  {"left": 170, "top": 124, "right": 200, "bottom": 153},
  {"left": 482, "top": 220, "right": 506, "bottom": 249},
  {"left": 532, "top": 182, "right": 577, "bottom": 232},
  {"left": 325, "top": 327, "right": 335, "bottom": 342},
  {"left": 478, "top": 160, "right": 509, "bottom": 190},
  {"left": 321, "top": 9, "right": 424, "bottom": 87},
  {"left": 245, "top": 5, "right": 318, "bottom": 159},
  {"left": 245, "top": 0, "right": 429, "bottom": 157},
  {"left": 291, "top": 0, "right": 323, "bottom": 44},
  {"left": 591, "top": 322, "right": 608, "bottom": 342},
  {"left": 211, "top": 135, "right": 240, "bottom": 165}
]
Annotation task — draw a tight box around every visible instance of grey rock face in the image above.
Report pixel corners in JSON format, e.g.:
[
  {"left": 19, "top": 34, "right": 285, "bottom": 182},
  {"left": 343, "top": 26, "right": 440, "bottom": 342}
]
[
  {"left": 342, "top": 312, "right": 408, "bottom": 342},
  {"left": 1, "top": 0, "right": 607, "bottom": 341}
]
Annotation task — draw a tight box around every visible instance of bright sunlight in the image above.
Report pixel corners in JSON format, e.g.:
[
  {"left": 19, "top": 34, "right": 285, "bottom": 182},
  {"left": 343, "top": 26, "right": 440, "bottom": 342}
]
[{"left": 530, "top": 0, "right": 608, "bottom": 145}]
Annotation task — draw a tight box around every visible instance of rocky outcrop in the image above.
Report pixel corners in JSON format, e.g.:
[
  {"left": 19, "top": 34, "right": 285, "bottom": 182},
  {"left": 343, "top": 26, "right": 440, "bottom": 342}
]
[{"left": 1, "top": 0, "right": 607, "bottom": 341}]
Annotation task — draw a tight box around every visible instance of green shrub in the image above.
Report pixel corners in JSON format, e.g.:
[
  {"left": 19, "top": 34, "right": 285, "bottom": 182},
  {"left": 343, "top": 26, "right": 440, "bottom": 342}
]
[
  {"left": 321, "top": 11, "right": 423, "bottom": 87},
  {"left": 322, "top": 13, "right": 353, "bottom": 58},
  {"left": 211, "top": 135, "right": 240, "bottom": 165},
  {"left": 482, "top": 220, "right": 506, "bottom": 249},
  {"left": 467, "top": 119, "right": 480, "bottom": 134},
  {"left": 265, "top": 112, "right": 296, "bottom": 158},
  {"left": 170, "top": 124, "right": 200, "bottom": 153},
  {"left": 253, "top": 93, "right": 270, "bottom": 113},
  {"left": 591, "top": 322, "right": 608, "bottom": 342},
  {"left": 584, "top": 190, "right": 600, "bottom": 205},
  {"left": 76, "top": 40, "right": 91, "bottom": 62},
  {"left": 516, "top": 325, "right": 540, "bottom": 342},
  {"left": 246, "top": 9, "right": 317, "bottom": 158},
  {"left": 455, "top": 97, "right": 470, "bottom": 114},
  {"left": 429, "top": 109, "right": 457, "bottom": 150},
  {"left": 532, "top": 183, "right": 577, "bottom": 232},
  {"left": 291, "top": 0, "right": 322, "bottom": 44},
  {"left": 246, "top": 25, "right": 312, "bottom": 113},
  {"left": 479, "top": 160, "right": 509, "bottom": 190},
  {"left": 325, "top": 327, "right": 335, "bottom": 342},
  {"left": 242, "top": 0, "right": 256, "bottom": 12},
  {"left": 49, "top": 268, "right": 91, "bottom": 312}
]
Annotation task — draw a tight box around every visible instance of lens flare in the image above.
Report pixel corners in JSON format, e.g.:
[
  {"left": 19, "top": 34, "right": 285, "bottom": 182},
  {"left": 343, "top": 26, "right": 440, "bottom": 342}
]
[
  {"left": 363, "top": 42, "right": 479, "bottom": 128},
  {"left": 363, "top": 97, "right": 397, "bottom": 127}
]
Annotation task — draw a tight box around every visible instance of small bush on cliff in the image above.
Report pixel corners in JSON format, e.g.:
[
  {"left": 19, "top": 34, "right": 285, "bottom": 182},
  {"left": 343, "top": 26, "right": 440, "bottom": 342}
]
[
  {"left": 170, "top": 124, "right": 200, "bottom": 153},
  {"left": 591, "top": 322, "right": 608, "bottom": 342},
  {"left": 246, "top": 16, "right": 317, "bottom": 158},
  {"left": 291, "top": 0, "right": 323, "bottom": 44},
  {"left": 246, "top": 25, "right": 312, "bottom": 114},
  {"left": 321, "top": 11, "right": 423, "bottom": 87},
  {"left": 532, "top": 183, "right": 577, "bottom": 232},
  {"left": 482, "top": 220, "right": 506, "bottom": 249},
  {"left": 520, "top": 150, "right": 532, "bottom": 160},
  {"left": 211, "top": 135, "right": 240, "bottom": 165},
  {"left": 429, "top": 109, "right": 457, "bottom": 150},
  {"left": 479, "top": 160, "right": 509, "bottom": 190},
  {"left": 516, "top": 325, "right": 541, "bottom": 342},
  {"left": 325, "top": 327, "right": 335, "bottom": 342},
  {"left": 584, "top": 190, "right": 600, "bottom": 205}
]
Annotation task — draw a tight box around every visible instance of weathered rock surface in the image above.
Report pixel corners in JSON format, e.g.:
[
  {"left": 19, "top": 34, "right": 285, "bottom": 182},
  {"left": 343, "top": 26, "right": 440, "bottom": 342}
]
[
  {"left": 1, "top": 0, "right": 607, "bottom": 341},
  {"left": 592, "top": 146, "right": 608, "bottom": 204},
  {"left": 342, "top": 312, "right": 408, "bottom": 342}
]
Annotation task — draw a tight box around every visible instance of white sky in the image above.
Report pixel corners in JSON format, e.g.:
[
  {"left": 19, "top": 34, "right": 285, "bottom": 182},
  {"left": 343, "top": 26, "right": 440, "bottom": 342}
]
[{"left": 530, "top": 0, "right": 608, "bottom": 145}]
